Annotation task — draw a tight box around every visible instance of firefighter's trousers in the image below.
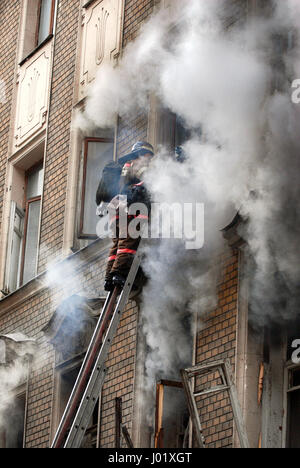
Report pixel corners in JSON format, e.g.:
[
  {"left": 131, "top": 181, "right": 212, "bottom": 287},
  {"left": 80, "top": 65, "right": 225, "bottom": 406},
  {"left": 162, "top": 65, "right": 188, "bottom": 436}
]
[{"left": 105, "top": 213, "right": 147, "bottom": 281}]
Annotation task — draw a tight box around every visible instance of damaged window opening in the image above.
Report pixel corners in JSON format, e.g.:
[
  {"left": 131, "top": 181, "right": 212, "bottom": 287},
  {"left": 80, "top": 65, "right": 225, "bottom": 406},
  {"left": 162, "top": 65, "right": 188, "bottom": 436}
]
[
  {"left": 154, "top": 380, "right": 189, "bottom": 449},
  {"left": 0, "top": 391, "right": 26, "bottom": 448},
  {"left": 79, "top": 137, "right": 114, "bottom": 239},
  {"left": 58, "top": 363, "right": 100, "bottom": 448}
]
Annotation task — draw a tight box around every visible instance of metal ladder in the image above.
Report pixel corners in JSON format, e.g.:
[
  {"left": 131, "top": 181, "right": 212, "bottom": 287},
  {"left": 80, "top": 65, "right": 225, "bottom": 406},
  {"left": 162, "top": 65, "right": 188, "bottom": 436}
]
[
  {"left": 181, "top": 359, "right": 250, "bottom": 448},
  {"left": 51, "top": 245, "right": 143, "bottom": 448}
]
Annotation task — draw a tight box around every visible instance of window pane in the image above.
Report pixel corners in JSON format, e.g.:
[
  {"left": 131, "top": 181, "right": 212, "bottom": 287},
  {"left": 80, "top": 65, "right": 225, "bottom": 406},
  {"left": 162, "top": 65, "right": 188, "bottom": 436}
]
[
  {"left": 9, "top": 230, "right": 23, "bottom": 292},
  {"left": 23, "top": 200, "right": 41, "bottom": 284},
  {"left": 26, "top": 166, "right": 43, "bottom": 199},
  {"left": 38, "top": 0, "right": 53, "bottom": 45},
  {"left": 8, "top": 207, "right": 24, "bottom": 293},
  {"left": 82, "top": 141, "right": 113, "bottom": 236}
]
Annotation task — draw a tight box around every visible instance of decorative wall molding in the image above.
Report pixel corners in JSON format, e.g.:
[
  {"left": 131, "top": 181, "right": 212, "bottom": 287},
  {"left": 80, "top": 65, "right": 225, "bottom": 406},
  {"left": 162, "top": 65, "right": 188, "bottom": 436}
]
[
  {"left": 79, "top": 0, "right": 124, "bottom": 99},
  {"left": 14, "top": 41, "right": 52, "bottom": 152}
]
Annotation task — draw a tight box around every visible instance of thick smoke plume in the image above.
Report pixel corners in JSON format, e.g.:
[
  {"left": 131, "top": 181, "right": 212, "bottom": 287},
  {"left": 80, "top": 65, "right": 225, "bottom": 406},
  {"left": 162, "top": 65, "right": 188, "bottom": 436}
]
[
  {"left": 78, "top": 0, "right": 300, "bottom": 392},
  {"left": 0, "top": 334, "right": 35, "bottom": 446}
]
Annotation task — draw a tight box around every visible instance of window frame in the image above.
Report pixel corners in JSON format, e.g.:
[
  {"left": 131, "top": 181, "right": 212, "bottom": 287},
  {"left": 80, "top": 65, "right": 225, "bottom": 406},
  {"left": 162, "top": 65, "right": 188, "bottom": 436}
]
[
  {"left": 19, "top": 162, "right": 43, "bottom": 286},
  {"left": 19, "top": 0, "right": 56, "bottom": 66},
  {"left": 79, "top": 137, "right": 114, "bottom": 240},
  {"left": 36, "top": 0, "right": 56, "bottom": 48}
]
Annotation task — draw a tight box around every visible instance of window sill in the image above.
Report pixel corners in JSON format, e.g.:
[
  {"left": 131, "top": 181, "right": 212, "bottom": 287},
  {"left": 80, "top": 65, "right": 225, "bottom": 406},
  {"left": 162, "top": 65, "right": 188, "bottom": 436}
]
[{"left": 19, "top": 34, "right": 54, "bottom": 67}]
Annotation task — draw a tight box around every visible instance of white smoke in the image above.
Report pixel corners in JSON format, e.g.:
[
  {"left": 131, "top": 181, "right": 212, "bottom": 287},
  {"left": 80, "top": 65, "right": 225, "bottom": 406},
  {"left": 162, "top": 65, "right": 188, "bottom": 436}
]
[
  {"left": 77, "top": 0, "right": 300, "bottom": 394},
  {"left": 0, "top": 335, "right": 35, "bottom": 444}
]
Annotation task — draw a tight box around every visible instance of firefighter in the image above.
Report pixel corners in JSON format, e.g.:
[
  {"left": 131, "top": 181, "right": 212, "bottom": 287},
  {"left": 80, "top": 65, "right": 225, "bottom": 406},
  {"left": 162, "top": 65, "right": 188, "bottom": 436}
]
[{"left": 103, "top": 141, "right": 154, "bottom": 291}]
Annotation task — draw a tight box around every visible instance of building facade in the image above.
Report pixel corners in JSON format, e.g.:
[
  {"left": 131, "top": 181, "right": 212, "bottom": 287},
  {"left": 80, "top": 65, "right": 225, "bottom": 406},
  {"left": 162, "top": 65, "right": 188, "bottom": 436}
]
[{"left": 0, "top": 0, "right": 298, "bottom": 449}]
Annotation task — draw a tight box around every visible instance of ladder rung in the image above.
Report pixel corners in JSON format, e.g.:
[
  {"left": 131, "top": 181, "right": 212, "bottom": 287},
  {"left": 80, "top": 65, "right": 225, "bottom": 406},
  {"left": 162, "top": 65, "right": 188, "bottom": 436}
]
[
  {"left": 185, "top": 360, "right": 226, "bottom": 377},
  {"left": 194, "top": 385, "right": 229, "bottom": 397}
]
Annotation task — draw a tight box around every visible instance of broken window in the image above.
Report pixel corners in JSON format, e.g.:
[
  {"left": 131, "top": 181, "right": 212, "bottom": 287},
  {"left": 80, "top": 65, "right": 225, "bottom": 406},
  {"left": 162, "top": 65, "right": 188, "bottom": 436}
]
[
  {"left": 79, "top": 137, "right": 114, "bottom": 239},
  {"left": 286, "top": 366, "right": 300, "bottom": 448},
  {"left": 0, "top": 389, "right": 26, "bottom": 448}
]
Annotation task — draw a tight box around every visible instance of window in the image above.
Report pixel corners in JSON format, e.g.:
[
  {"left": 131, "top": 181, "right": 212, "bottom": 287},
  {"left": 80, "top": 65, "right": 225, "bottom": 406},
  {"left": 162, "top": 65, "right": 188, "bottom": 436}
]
[
  {"left": 0, "top": 390, "right": 26, "bottom": 448},
  {"left": 36, "top": 0, "right": 56, "bottom": 47},
  {"left": 4, "top": 162, "right": 43, "bottom": 294},
  {"left": 58, "top": 363, "right": 100, "bottom": 448},
  {"left": 20, "top": 0, "right": 56, "bottom": 62},
  {"left": 79, "top": 137, "right": 114, "bottom": 239},
  {"left": 286, "top": 366, "right": 300, "bottom": 448},
  {"left": 155, "top": 380, "right": 189, "bottom": 448},
  {"left": 157, "top": 107, "right": 194, "bottom": 153},
  {"left": 20, "top": 164, "right": 43, "bottom": 285}
]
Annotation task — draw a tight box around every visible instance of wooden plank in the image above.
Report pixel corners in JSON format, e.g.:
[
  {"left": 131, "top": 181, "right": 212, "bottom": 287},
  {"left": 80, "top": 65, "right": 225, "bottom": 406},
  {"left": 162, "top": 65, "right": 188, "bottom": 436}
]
[
  {"left": 154, "top": 383, "right": 164, "bottom": 448},
  {"left": 158, "top": 379, "right": 183, "bottom": 389}
]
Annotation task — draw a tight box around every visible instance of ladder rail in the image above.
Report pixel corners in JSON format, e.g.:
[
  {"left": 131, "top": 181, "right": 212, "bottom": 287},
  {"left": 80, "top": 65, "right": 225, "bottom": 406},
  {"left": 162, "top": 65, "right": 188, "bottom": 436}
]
[
  {"left": 63, "top": 247, "right": 143, "bottom": 448},
  {"left": 51, "top": 288, "right": 118, "bottom": 448}
]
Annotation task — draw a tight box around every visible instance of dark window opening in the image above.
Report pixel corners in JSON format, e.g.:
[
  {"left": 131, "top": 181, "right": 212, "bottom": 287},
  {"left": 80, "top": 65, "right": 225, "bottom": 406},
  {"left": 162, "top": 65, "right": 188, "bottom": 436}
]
[
  {"left": 157, "top": 107, "right": 200, "bottom": 156},
  {"left": 59, "top": 364, "right": 99, "bottom": 448},
  {"left": 0, "top": 392, "right": 26, "bottom": 448},
  {"left": 79, "top": 137, "right": 114, "bottom": 239},
  {"left": 287, "top": 367, "right": 300, "bottom": 448},
  {"left": 155, "top": 380, "right": 189, "bottom": 449}
]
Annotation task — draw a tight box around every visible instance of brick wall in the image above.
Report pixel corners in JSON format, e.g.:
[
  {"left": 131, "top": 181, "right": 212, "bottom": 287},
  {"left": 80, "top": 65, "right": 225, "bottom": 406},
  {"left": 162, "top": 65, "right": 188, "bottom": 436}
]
[
  {"left": 195, "top": 248, "right": 239, "bottom": 448},
  {"left": 123, "top": 0, "right": 154, "bottom": 47},
  {"left": 38, "top": 0, "right": 81, "bottom": 273},
  {"left": 0, "top": 0, "right": 20, "bottom": 240}
]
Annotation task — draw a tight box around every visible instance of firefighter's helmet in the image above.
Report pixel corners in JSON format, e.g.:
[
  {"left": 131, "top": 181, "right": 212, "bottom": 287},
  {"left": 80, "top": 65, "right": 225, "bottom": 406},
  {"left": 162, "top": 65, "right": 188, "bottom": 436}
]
[{"left": 119, "top": 141, "right": 154, "bottom": 164}]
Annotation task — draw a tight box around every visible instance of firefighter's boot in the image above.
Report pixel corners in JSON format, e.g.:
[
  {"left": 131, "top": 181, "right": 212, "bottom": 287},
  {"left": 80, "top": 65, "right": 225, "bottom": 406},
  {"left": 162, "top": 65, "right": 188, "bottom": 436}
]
[{"left": 112, "top": 273, "right": 126, "bottom": 289}]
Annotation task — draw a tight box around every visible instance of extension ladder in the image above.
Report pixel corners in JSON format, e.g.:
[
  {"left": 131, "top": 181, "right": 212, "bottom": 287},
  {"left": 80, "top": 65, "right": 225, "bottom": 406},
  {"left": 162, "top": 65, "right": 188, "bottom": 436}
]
[
  {"left": 51, "top": 245, "right": 143, "bottom": 448},
  {"left": 181, "top": 359, "right": 250, "bottom": 448}
]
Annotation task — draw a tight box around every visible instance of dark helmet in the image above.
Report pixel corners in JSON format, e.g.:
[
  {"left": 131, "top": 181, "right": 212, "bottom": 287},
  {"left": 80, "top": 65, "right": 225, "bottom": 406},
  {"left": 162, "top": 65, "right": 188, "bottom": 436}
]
[
  {"left": 119, "top": 141, "right": 154, "bottom": 164},
  {"left": 175, "top": 146, "right": 187, "bottom": 163},
  {"left": 131, "top": 141, "right": 154, "bottom": 156}
]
